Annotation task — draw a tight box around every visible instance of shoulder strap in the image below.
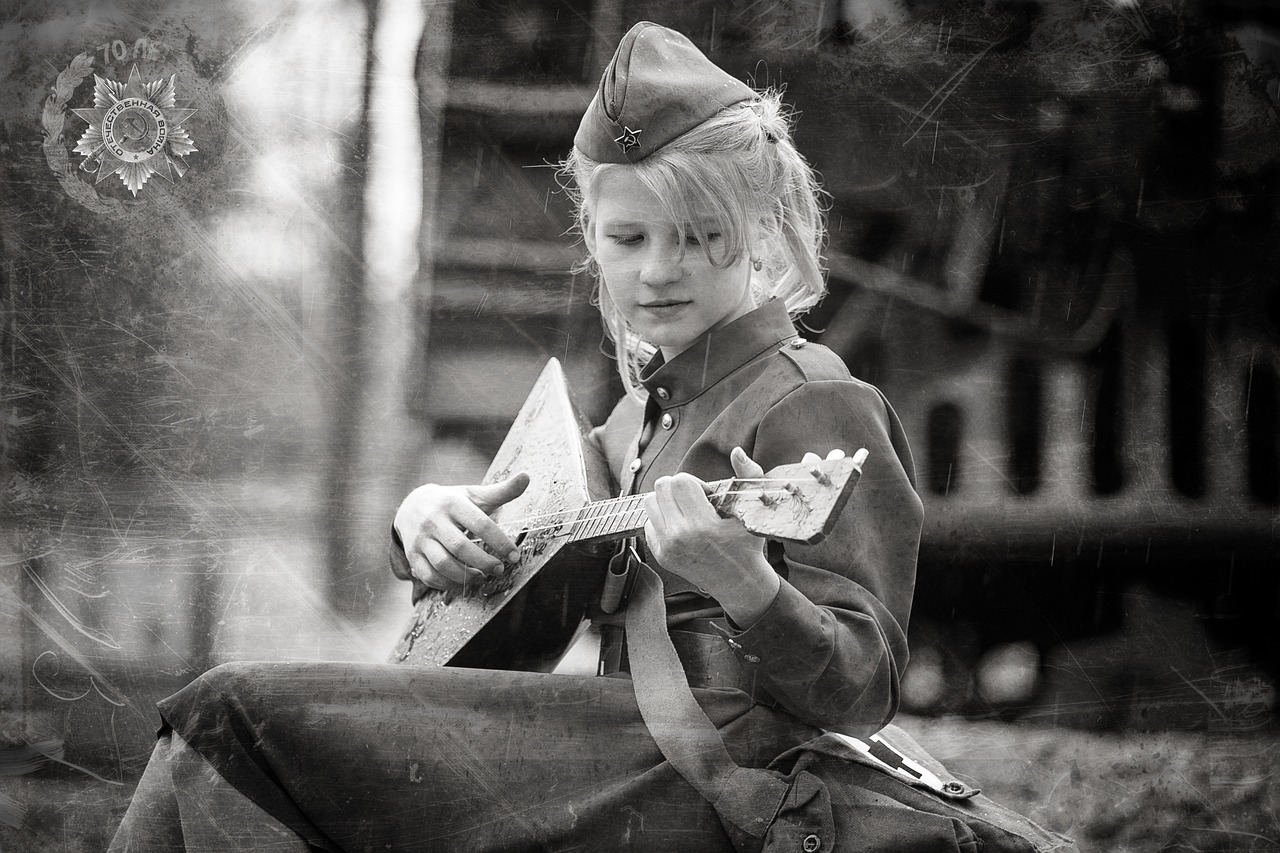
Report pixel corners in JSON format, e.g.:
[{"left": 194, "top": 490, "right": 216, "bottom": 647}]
[{"left": 624, "top": 561, "right": 790, "bottom": 843}]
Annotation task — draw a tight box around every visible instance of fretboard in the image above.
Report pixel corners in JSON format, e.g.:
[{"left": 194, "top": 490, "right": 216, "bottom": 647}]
[
  {"left": 497, "top": 457, "right": 857, "bottom": 554},
  {"left": 562, "top": 481, "right": 738, "bottom": 545},
  {"left": 565, "top": 494, "right": 649, "bottom": 544}
]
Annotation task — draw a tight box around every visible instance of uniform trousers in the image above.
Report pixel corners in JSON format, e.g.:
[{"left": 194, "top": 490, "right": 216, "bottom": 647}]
[{"left": 108, "top": 661, "right": 818, "bottom": 852}]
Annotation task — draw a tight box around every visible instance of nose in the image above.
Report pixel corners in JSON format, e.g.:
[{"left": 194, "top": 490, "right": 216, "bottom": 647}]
[{"left": 638, "top": 244, "right": 684, "bottom": 288}]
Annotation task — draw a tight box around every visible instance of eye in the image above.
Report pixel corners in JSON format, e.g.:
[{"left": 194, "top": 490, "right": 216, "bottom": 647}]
[
  {"left": 685, "top": 232, "right": 722, "bottom": 246},
  {"left": 609, "top": 234, "right": 643, "bottom": 246}
]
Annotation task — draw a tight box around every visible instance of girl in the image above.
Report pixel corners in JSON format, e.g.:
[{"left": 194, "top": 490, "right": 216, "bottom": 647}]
[{"left": 109, "top": 21, "right": 922, "bottom": 852}]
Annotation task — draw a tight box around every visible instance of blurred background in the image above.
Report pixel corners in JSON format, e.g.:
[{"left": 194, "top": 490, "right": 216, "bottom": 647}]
[{"left": 2, "top": 0, "right": 1279, "bottom": 849}]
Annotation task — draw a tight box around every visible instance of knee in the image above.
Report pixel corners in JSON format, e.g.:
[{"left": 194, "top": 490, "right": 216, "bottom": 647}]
[
  {"left": 169, "top": 660, "right": 271, "bottom": 728},
  {"left": 194, "top": 660, "right": 261, "bottom": 698}
]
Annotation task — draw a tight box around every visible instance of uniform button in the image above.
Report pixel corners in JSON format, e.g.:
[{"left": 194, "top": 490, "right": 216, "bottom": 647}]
[
  {"left": 802, "top": 834, "right": 821, "bottom": 852},
  {"left": 943, "top": 780, "right": 967, "bottom": 796},
  {"left": 660, "top": 413, "right": 673, "bottom": 429},
  {"left": 628, "top": 458, "right": 642, "bottom": 473},
  {"left": 655, "top": 386, "right": 670, "bottom": 400},
  {"left": 726, "top": 638, "right": 742, "bottom": 649},
  {"left": 743, "top": 653, "right": 761, "bottom": 664},
  {"left": 789, "top": 337, "right": 806, "bottom": 349}
]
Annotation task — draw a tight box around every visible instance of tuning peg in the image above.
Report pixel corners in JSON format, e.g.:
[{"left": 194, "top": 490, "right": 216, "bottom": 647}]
[{"left": 808, "top": 466, "right": 831, "bottom": 486}]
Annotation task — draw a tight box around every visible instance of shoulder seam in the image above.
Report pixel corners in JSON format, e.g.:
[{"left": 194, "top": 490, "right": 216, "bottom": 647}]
[{"left": 775, "top": 341, "right": 855, "bottom": 383}]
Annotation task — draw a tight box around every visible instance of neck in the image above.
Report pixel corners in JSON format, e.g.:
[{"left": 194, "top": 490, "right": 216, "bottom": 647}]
[
  {"left": 656, "top": 294, "right": 760, "bottom": 363},
  {"left": 556, "top": 480, "right": 741, "bottom": 546}
]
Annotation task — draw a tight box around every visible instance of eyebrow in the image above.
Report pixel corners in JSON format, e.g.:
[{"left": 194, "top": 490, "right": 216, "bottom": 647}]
[{"left": 599, "top": 218, "right": 723, "bottom": 231}]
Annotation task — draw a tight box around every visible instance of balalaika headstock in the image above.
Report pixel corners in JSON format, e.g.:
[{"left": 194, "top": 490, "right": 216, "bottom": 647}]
[{"left": 705, "top": 449, "right": 867, "bottom": 545}]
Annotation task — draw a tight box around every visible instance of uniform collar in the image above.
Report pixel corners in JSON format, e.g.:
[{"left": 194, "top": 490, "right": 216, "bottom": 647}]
[{"left": 638, "top": 299, "right": 798, "bottom": 408}]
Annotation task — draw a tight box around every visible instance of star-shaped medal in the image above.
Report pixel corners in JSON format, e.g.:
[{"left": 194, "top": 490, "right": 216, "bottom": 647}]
[
  {"left": 72, "top": 66, "right": 198, "bottom": 196},
  {"left": 614, "top": 126, "right": 643, "bottom": 153}
]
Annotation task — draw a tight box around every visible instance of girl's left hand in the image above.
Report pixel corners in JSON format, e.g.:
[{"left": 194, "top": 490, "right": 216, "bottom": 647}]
[{"left": 643, "top": 447, "right": 846, "bottom": 627}]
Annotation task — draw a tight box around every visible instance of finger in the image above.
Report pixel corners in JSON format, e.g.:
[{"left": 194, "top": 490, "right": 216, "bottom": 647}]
[
  {"left": 644, "top": 481, "right": 670, "bottom": 532},
  {"left": 730, "top": 446, "right": 765, "bottom": 480},
  {"left": 666, "top": 472, "right": 715, "bottom": 519},
  {"left": 426, "top": 523, "right": 506, "bottom": 575},
  {"left": 451, "top": 502, "right": 520, "bottom": 563},
  {"left": 407, "top": 550, "right": 451, "bottom": 591},
  {"left": 642, "top": 519, "right": 661, "bottom": 562},
  {"left": 653, "top": 474, "right": 707, "bottom": 525},
  {"left": 419, "top": 535, "right": 490, "bottom": 588},
  {"left": 824, "top": 448, "right": 846, "bottom": 461},
  {"left": 801, "top": 451, "right": 822, "bottom": 466},
  {"left": 467, "top": 472, "right": 530, "bottom": 513}
]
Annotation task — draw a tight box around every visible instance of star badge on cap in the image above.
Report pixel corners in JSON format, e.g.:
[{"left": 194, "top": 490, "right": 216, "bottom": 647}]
[
  {"left": 614, "top": 126, "right": 643, "bottom": 153},
  {"left": 575, "top": 22, "right": 757, "bottom": 163}
]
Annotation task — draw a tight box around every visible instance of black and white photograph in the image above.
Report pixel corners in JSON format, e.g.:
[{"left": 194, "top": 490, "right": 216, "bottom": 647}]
[{"left": 2, "top": 1, "right": 1278, "bottom": 850}]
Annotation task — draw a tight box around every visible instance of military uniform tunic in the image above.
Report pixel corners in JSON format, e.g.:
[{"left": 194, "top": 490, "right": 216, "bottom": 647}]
[{"left": 137, "top": 299, "right": 923, "bottom": 852}]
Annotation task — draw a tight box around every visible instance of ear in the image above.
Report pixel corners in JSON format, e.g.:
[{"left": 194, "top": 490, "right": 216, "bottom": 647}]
[{"left": 582, "top": 216, "right": 598, "bottom": 258}]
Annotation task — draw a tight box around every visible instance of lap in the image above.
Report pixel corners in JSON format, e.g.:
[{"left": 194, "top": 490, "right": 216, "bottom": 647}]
[{"left": 158, "top": 661, "right": 816, "bottom": 852}]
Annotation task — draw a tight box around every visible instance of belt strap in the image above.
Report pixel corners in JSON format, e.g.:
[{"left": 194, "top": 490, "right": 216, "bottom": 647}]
[
  {"left": 625, "top": 561, "right": 789, "bottom": 842},
  {"left": 598, "top": 624, "right": 777, "bottom": 707}
]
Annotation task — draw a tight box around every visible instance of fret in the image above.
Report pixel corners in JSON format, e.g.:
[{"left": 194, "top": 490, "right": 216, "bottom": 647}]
[
  {"left": 578, "top": 500, "right": 605, "bottom": 541},
  {"left": 566, "top": 494, "right": 650, "bottom": 543},
  {"left": 609, "top": 495, "right": 647, "bottom": 538},
  {"left": 585, "top": 497, "right": 617, "bottom": 540},
  {"left": 586, "top": 499, "right": 609, "bottom": 539},
  {"left": 621, "top": 505, "right": 646, "bottom": 536},
  {"left": 565, "top": 504, "right": 588, "bottom": 541}
]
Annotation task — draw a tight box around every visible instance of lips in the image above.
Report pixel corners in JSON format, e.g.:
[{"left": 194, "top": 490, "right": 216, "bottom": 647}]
[{"left": 639, "top": 300, "right": 690, "bottom": 309}]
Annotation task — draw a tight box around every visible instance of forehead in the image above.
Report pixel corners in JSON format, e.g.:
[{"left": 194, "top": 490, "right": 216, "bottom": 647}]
[
  {"left": 591, "top": 167, "right": 718, "bottom": 226},
  {"left": 592, "top": 169, "right": 662, "bottom": 221}
]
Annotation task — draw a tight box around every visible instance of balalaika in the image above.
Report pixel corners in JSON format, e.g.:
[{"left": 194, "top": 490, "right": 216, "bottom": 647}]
[{"left": 390, "top": 358, "right": 863, "bottom": 671}]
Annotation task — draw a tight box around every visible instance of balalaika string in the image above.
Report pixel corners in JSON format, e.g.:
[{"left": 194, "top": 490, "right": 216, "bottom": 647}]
[{"left": 469, "top": 477, "right": 819, "bottom": 544}]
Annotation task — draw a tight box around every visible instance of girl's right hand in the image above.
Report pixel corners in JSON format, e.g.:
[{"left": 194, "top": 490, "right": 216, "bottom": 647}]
[{"left": 393, "top": 473, "right": 530, "bottom": 592}]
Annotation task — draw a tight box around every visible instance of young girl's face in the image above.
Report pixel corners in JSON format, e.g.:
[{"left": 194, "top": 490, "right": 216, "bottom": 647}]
[{"left": 586, "top": 168, "right": 756, "bottom": 360}]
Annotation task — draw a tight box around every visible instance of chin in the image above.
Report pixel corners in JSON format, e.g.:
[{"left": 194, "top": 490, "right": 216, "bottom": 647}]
[{"left": 641, "top": 326, "right": 695, "bottom": 349}]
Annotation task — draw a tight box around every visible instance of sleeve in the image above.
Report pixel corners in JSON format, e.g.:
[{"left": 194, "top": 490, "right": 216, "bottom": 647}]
[{"left": 721, "top": 379, "right": 922, "bottom": 736}]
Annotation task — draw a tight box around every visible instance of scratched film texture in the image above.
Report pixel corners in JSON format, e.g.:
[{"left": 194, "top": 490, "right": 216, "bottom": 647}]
[{"left": 2, "top": 1, "right": 1280, "bottom": 851}]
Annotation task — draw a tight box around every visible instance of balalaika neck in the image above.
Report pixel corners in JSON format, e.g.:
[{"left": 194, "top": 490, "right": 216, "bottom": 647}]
[
  {"left": 563, "top": 494, "right": 647, "bottom": 543},
  {"left": 561, "top": 482, "right": 739, "bottom": 545},
  {"left": 505, "top": 457, "right": 854, "bottom": 551}
]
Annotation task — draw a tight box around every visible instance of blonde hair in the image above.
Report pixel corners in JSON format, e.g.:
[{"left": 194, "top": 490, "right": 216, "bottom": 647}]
[{"left": 561, "top": 89, "right": 828, "bottom": 401}]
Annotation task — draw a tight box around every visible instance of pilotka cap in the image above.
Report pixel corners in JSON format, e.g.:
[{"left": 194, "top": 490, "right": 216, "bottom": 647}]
[{"left": 574, "top": 22, "right": 757, "bottom": 163}]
